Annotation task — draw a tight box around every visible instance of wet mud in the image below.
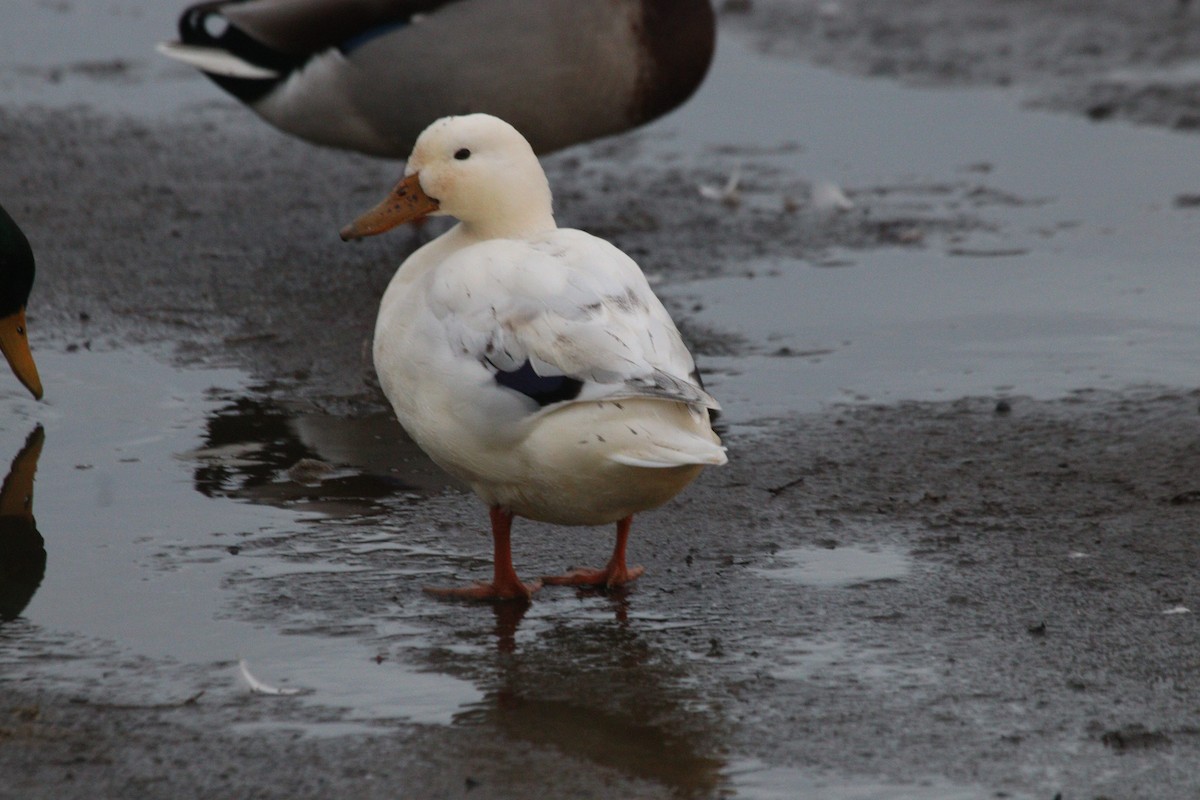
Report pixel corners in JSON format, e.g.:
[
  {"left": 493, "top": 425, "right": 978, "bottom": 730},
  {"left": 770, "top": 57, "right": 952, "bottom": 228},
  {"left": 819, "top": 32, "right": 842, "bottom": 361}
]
[
  {"left": 0, "top": 100, "right": 985, "bottom": 416},
  {"left": 733, "top": 0, "right": 1200, "bottom": 133},
  {"left": 5, "top": 383, "right": 1199, "bottom": 799},
  {"left": 3, "top": 2, "right": 1200, "bottom": 799}
]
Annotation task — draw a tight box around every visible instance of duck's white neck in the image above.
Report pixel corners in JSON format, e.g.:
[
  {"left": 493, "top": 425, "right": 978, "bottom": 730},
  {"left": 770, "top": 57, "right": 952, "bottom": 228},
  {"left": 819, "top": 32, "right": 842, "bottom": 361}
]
[
  {"left": 458, "top": 207, "right": 557, "bottom": 241},
  {"left": 447, "top": 166, "right": 557, "bottom": 241}
]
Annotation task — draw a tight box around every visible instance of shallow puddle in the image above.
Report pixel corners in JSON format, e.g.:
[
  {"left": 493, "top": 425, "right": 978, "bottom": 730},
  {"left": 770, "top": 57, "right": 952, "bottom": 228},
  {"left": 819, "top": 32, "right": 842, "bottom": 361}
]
[
  {"left": 0, "top": 346, "right": 960, "bottom": 798},
  {"left": 0, "top": 348, "right": 732, "bottom": 790},
  {"left": 664, "top": 244, "right": 1200, "bottom": 421},
  {"left": 762, "top": 637, "right": 937, "bottom": 686},
  {"left": 728, "top": 760, "right": 984, "bottom": 800},
  {"left": 0, "top": 348, "right": 481, "bottom": 728},
  {"left": 755, "top": 545, "right": 912, "bottom": 588},
  {"left": 650, "top": 32, "right": 1200, "bottom": 422}
]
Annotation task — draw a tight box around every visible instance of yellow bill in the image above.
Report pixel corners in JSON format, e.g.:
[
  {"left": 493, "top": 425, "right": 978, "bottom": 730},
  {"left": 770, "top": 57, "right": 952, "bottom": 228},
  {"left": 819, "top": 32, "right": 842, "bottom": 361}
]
[
  {"left": 340, "top": 173, "right": 439, "bottom": 241},
  {"left": 0, "top": 307, "right": 43, "bottom": 401}
]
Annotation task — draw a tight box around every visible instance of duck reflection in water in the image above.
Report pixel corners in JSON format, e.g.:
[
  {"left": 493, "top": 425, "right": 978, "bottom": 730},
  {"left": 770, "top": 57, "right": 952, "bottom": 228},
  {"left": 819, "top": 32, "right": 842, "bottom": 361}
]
[
  {"left": 0, "top": 425, "right": 46, "bottom": 622},
  {"left": 457, "top": 609, "right": 727, "bottom": 798}
]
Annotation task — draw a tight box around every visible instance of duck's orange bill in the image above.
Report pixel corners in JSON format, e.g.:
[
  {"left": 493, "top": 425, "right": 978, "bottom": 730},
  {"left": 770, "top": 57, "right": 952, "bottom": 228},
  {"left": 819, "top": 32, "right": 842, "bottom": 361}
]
[
  {"left": 340, "top": 173, "right": 439, "bottom": 241},
  {"left": 0, "top": 308, "right": 42, "bottom": 401},
  {"left": 0, "top": 425, "right": 44, "bottom": 519}
]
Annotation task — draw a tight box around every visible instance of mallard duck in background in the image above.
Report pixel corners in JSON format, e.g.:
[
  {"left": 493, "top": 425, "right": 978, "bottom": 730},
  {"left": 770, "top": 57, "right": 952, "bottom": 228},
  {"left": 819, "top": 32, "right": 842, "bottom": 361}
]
[
  {"left": 0, "top": 205, "right": 43, "bottom": 401},
  {"left": 157, "top": 0, "right": 716, "bottom": 157},
  {"left": 341, "top": 113, "right": 726, "bottom": 600}
]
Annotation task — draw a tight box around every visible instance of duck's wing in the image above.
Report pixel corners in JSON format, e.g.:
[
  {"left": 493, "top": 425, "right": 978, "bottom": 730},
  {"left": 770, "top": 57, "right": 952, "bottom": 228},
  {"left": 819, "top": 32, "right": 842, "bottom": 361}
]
[
  {"left": 160, "top": 0, "right": 448, "bottom": 76},
  {"left": 205, "top": 0, "right": 444, "bottom": 55},
  {"left": 428, "top": 231, "right": 719, "bottom": 414}
]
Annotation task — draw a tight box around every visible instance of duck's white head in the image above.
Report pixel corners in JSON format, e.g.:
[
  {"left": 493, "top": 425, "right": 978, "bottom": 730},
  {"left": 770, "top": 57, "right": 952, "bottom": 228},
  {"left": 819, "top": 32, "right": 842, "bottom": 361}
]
[{"left": 341, "top": 114, "right": 555, "bottom": 241}]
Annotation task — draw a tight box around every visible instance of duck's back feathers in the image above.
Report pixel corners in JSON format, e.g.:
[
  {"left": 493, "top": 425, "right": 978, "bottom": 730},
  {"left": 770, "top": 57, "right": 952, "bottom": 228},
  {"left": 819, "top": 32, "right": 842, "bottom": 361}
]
[
  {"left": 425, "top": 229, "right": 719, "bottom": 415},
  {"left": 208, "top": 0, "right": 431, "bottom": 56}
]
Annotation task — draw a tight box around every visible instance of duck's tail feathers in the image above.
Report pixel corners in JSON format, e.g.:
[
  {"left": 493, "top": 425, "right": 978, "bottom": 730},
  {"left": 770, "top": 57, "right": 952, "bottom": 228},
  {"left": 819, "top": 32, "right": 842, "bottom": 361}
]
[
  {"left": 160, "top": 1, "right": 306, "bottom": 102},
  {"left": 608, "top": 433, "right": 728, "bottom": 469},
  {"left": 619, "top": 368, "right": 722, "bottom": 412},
  {"left": 157, "top": 41, "right": 281, "bottom": 80}
]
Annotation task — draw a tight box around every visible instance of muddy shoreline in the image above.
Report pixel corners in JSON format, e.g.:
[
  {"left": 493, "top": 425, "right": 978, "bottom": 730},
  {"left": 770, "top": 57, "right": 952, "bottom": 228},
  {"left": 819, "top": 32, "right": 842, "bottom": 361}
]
[
  {"left": 733, "top": 0, "right": 1200, "bottom": 132},
  {"left": 3, "top": 4, "right": 1200, "bottom": 799},
  {"left": 6, "top": 388, "right": 1199, "bottom": 798}
]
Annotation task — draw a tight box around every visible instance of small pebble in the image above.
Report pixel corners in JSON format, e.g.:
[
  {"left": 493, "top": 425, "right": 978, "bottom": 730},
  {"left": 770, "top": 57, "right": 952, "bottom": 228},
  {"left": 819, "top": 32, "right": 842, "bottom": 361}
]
[{"left": 287, "top": 458, "right": 335, "bottom": 485}]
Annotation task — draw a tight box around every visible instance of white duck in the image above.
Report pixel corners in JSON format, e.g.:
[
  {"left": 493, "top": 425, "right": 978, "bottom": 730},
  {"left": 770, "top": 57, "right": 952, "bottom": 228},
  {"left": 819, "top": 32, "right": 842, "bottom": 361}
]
[
  {"left": 158, "top": 0, "right": 715, "bottom": 157},
  {"left": 341, "top": 114, "right": 726, "bottom": 600}
]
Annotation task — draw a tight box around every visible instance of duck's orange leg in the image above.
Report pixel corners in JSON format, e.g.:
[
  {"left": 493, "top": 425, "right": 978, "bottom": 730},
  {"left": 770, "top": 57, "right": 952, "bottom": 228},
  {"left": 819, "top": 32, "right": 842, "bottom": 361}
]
[
  {"left": 425, "top": 506, "right": 541, "bottom": 601},
  {"left": 543, "top": 515, "right": 645, "bottom": 589}
]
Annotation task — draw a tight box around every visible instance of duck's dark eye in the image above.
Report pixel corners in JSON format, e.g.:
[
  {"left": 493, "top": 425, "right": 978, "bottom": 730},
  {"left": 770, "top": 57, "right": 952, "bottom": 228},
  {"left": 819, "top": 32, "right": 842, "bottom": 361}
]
[{"left": 454, "top": 148, "right": 471, "bottom": 161}]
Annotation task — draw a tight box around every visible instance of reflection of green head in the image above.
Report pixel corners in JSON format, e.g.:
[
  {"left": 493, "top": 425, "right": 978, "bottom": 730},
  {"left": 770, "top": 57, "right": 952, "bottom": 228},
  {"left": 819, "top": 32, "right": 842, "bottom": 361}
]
[{"left": 0, "top": 426, "right": 46, "bottom": 622}]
